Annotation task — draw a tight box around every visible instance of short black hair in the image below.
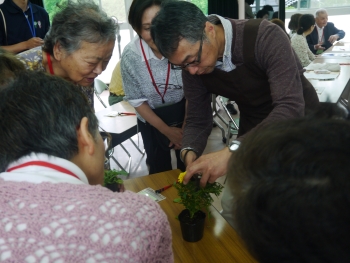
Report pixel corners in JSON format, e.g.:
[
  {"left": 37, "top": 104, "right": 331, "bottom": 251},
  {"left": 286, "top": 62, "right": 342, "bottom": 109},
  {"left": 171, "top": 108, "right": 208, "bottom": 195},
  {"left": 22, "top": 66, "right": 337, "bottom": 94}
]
[
  {"left": 229, "top": 111, "right": 350, "bottom": 262},
  {"left": 256, "top": 9, "right": 269, "bottom": 19},
  {"left": 0, "top": 71, "right": 99, "bottom": 172},
  {"left": 262, "top": 5, "right": 274, "bottom": 12},
  {"left": 128, "top": 0, "right": 164, "bottom": 35},
  {"left": 151, "top": 1, "right": 208, "bottom": 58},
  {"left": 297, "top": 14, "right": 315, "bottom": 35}
]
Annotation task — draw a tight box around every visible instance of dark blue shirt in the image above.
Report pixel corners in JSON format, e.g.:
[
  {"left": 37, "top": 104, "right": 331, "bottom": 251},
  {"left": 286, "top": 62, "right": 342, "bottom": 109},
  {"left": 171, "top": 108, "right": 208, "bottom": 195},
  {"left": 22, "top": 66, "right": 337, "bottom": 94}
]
[{"left": 0, "top": 0, "right": 50, "bottom": 46}]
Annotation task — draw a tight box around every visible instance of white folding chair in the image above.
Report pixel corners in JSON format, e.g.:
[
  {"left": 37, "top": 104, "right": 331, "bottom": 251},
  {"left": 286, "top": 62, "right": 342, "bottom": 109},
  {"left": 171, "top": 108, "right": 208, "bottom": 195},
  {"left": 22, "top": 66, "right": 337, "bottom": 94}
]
[{"left": 94, "top": 79, "right": 132, "bottom": 173}]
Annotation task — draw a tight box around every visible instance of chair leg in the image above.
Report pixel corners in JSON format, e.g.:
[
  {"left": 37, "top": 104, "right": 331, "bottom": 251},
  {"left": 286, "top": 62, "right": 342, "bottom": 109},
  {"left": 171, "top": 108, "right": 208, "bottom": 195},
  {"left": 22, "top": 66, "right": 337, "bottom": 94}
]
[
  {"left": 128, "top": 138, "right": 145, "bottom": 155},
  {"left": 119, "top": 143, "right": 131, "bottom": 175}
]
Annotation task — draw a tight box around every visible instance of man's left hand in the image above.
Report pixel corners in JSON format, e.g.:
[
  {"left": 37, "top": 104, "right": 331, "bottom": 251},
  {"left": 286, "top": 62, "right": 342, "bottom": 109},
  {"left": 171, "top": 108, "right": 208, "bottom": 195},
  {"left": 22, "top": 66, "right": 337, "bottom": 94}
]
[{"left": 328, "top": 34, "right": 339, "bottom": 44}]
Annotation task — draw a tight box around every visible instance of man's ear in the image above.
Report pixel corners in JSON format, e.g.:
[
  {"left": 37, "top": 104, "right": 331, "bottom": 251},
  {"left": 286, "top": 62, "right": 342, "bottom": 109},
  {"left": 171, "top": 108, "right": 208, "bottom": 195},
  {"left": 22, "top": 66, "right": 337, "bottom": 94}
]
[
  {"left": 53, "top": 42, "right": 63, "bottom": 61},
  {"left": 76, "top": 117, "right": 95, "bottom": 156},
  {"left": 205, "top": 21, "right": 216, "bottom": 38}
]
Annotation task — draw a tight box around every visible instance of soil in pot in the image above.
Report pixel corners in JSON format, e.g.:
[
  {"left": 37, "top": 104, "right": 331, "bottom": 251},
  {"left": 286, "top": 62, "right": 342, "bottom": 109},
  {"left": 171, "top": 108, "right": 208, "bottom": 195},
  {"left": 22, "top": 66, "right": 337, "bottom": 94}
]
[{"left": 178, "top": 209, "right": 206, "bottom": 242}]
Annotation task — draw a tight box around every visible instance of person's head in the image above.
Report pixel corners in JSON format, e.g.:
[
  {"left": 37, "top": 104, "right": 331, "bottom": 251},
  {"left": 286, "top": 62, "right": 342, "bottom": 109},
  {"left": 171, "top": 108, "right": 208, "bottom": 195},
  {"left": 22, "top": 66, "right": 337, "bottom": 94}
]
[
  {"left": 42, "top": 0, "right": 116, "bottom": 86},
  {"left": 315, "top": 8, "right": 328, "bottom": 28},
  {"left": 288, "top": 13, "right": 302, "bottom": 31},
  {"left": 0, "top": 71, "right": 105, "bottom": 185},
  {"left": 262, "top": 5, "right": 274, "bottom": 12},
  {"left": 228, "top": 114, "right": 350, "bottom": 262},
  {"left": 297, "top": 14, "right": 315, "bottom": 35},
  {"left": 256, "top": 9, "right": 269, "bottom": 19},
  {"left": 151, "top": 1, "right": 219, "bottom": 75},
  {"left": 128, "top": 0, "right": 165, "bottom": 53},
  {"left": 272, "top": 11, "right": 278, "bottom": 19},
  {"left": 0, "top": 48, "right": 25, "bottom": 88},
  {"left": 270, "top": 18, "right": 289, "bottom": 38}
]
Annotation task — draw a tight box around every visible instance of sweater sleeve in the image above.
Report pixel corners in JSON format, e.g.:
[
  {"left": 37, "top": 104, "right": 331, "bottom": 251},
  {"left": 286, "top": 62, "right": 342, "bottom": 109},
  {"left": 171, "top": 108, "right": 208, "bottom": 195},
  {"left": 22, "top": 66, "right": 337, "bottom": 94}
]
[
  {"left": 332, "top": 23, "right": 345, "bottom": 40},
  {"left": 181, "top": 70, "right": 213, "bottom": 156},
  {"left": 239, "top": 21, "right": 305, "bottom": 141}
]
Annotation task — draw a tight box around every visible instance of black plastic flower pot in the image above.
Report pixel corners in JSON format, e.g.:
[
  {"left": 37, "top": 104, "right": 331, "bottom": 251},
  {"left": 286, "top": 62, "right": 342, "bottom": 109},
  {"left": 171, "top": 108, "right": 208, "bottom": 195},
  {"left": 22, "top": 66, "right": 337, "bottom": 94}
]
[
  {"left": 105, "top": 183, "right": 122, "bottom": 192},
  {"left": 178, "top": 209, "right": 206, "bottom": 242}
]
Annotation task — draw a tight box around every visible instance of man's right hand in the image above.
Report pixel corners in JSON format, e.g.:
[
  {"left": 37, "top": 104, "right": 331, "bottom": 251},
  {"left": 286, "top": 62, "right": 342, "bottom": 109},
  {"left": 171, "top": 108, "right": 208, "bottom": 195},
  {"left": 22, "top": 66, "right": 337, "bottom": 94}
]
[
  {"left": 25, "top": 37, "right": 44, "bottom": 49},
  {"left": 314, "top": 43, "right": 325, "bottom": 51}
]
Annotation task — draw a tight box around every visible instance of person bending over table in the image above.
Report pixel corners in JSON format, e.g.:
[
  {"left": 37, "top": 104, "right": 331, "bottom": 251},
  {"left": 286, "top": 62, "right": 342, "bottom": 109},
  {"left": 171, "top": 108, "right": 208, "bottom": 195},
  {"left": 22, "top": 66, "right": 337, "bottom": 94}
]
[
  {"left": 15, "top": 1, "right": 116, "bottom": 109},
  {"left": 0, "top": 71, "right": 173, "bottom": 262},
  {"left": 291, "top": 14, "right": 316, "bottom": 68},
  {"left": 306, "top": 8, "right": 345, "bottom": 54},
  {"left": 151, "top": 1, "right": 319, "bottom": 227},
  {"left": 229, "top": 109, "right": 350, "bottom": 262},
  {"left": 121, "top": 0, "right": 186, "bottom": 174}
]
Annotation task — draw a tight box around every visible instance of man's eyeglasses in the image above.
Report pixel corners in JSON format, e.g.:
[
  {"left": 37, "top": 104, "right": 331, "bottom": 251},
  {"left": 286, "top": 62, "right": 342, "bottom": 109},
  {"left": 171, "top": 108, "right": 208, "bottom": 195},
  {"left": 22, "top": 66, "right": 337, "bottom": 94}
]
[
  {"left": 171, "top": 30, "right": 205, "bottom": 70},
  {"left": 99, "top": 126, "right": 112, "bottom": 159}
]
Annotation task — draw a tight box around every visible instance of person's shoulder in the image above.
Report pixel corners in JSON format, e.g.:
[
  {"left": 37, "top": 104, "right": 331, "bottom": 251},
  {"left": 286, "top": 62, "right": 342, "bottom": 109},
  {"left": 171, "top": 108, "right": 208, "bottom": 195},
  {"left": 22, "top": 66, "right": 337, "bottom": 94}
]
[{"left": 31, "top": 3, "right": 49, "bottom": 15}]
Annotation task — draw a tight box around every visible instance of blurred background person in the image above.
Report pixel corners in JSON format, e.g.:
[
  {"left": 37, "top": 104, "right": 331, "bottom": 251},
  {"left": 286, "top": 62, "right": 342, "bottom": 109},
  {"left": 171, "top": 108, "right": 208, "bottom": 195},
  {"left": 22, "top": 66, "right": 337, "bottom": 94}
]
[
  {"left": 288, "top": 13, "right": 303, "bottom": 38},
  {"left": 0, "top": 0, "right": 50, "bottom": 53},
  {"left": 16, "top": 1, "right": 116, "bottom": 109},
  {"left": 245, "top": 0, "right": 255, "bottom": 19},
  {"left": 262, "top": 4, "right": 274, "bottom": 19},
  {"left": 229, "top": 111, "right": 350, "bottom": 263},
  {"left": 291, "top": 14, "right": 316, "bottom": 67},
  {"left": 307, "top": 8, "right": 345, "bottom": 54},
  {"left": 256, "top": 9, "right": 269, "bottom": 19},
  {"left": 271, "top": 18, "right": 289, "bottom": 38},
  {"left": 121, "top": 0, "right": 186, "bottom": 174},
  {"left": 0, "top": 70, "right": 173, "bottom": 262}
]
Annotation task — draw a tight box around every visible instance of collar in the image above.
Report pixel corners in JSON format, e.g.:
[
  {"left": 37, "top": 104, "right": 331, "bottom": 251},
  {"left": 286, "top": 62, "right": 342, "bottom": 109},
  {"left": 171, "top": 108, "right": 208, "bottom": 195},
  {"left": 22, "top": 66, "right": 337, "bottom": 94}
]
[
  {"left": 131, "top": 35, "right": 165, "bottom": 62},
  {"left": 208, "top": 14, "right": 236, "bottom": 72},
  {"left": 1, "top": 153, "right": 89, "bottom": 185},
  {"left": 3, "top": 0, "right": 37, "bottom": 14},
  {"left": 316, "top": 24, "right": 324, "bottom": 30}
]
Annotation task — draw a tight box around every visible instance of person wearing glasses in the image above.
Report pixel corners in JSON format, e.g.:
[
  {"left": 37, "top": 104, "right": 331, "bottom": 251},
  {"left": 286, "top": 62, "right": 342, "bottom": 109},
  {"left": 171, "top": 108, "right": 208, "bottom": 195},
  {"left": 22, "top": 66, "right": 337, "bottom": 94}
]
[
  {"left": 121, "top": 0, "right": 186, "bottom": 174},
  {"left": 291, "top": 14, "right": 316, "bottom": 68},
  {"left": 0, "top": 71, "right": 173, "bottom": 262},
  {"left": 151, "top": 1, "right": 319, "bottom": 227}
]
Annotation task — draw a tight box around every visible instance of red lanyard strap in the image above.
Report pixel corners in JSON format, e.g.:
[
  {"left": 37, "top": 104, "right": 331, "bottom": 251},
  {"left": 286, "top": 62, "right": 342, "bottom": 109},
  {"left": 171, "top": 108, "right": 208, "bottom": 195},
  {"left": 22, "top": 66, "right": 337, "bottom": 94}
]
[
  {"left": 46, "top": 52, "right": 54, "bottom": 75},
  {"left": 7, "top": 161, "right": 80, "bottom": 180},
  {"left": 140, "top": 38, "right": 170, "bottom": 104}
]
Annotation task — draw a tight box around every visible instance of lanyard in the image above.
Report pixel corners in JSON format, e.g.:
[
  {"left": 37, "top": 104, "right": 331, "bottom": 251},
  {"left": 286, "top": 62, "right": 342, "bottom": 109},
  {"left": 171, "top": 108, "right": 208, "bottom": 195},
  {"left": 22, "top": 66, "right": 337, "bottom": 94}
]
[
  {"left": 23, "top": 3, "right": 36, "bottom": 37},
  {"left": 317, "top": 28, "right": 324, "bottom": 43},
  {"left": 7, "top": 161, "right": 80, "bottom": 180},
  {"left": 46, "top": 52, "right": 54, "bottom": 75},
  {"left": 139, "top": 38, "right": 170, "bottom": 104}
]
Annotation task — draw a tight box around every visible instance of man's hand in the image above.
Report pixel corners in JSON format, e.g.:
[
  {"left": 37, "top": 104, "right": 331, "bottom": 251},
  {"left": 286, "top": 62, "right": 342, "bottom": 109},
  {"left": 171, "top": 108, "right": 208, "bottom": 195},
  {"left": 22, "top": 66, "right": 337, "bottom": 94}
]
[
  {"left": 183, "top": 147, "right": 231, "bottom": 187},
  {"left": 328, "top": 34, "right": 339, "bottom": 44},
  {"left": 165, "top": 126, "right": 183, "bottom": 149},
  {"left": 314, "top": 43, "right": 325, "bottom": 51},
  {"left": 25, "top": 37, "right": 44, "bottom": 49}
]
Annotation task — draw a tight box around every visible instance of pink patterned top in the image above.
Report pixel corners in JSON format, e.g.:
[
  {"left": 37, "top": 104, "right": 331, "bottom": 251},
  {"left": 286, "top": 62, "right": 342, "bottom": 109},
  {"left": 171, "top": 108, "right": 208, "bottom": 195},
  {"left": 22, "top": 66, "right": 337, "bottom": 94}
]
[{"left": 0, "top": 154, "right": 173, "bottom": 262}]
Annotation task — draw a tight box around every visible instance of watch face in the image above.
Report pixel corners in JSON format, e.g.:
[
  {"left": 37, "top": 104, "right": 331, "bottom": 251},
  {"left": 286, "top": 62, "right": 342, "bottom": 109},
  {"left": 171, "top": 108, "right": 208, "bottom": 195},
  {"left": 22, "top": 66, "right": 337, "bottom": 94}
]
[{"left": 230, "top": 143, "right": 239, "bottom": 151}]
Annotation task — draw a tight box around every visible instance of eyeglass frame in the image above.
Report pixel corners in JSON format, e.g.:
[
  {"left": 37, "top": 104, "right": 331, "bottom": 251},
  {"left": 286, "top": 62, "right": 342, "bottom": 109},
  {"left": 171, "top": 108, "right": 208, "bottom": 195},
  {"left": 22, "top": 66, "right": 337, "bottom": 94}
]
[{"left": 171, "top": 30, "right": 205, "bottom": 70}]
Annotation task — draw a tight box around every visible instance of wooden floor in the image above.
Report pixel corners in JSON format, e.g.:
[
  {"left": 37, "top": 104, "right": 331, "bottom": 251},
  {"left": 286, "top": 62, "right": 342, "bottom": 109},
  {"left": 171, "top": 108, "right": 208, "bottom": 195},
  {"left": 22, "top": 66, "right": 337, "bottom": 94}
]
[{"left": 95, "top": 91, "right": 239, "bottom": 211}]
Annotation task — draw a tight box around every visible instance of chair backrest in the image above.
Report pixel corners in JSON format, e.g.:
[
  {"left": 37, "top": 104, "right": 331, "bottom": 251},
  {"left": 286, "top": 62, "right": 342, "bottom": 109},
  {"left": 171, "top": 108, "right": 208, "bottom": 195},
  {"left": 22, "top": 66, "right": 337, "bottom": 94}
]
[{"left": 94, "top": 79, "right": 109, "bottom": 108}]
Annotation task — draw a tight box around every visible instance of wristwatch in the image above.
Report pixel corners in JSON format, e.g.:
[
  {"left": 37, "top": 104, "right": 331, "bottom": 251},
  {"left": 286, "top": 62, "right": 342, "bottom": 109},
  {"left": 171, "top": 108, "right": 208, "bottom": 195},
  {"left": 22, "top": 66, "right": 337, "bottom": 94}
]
[{"left": 229, "top": 140, "right": 240, "bottom": 152}]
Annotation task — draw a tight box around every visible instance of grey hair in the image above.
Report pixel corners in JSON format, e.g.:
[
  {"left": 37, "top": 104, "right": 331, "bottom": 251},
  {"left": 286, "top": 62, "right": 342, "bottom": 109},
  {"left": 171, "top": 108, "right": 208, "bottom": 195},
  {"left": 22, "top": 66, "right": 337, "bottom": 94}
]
[
  {"left": 315, "top": 8, "right": 327, "bottom": 17},
  {"left": 151, "top": 1, "right": 208, "bottom": 58},
  {"left": 0, "top": 71, "right": 99, "bottom": 172},
  {"left": 43, "top": 0, "right": 117, "bottom": 55}
]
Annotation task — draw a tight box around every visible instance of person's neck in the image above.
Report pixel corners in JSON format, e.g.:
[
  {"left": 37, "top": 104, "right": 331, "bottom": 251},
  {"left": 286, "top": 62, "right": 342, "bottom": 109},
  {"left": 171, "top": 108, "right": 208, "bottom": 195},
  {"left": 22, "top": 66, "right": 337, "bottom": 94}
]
[
  {"left": 215, "top": 24, "right": 226, "bottom": 60},
  {"left": 42, "top": 51, "right": 72, "bottom": 83},
  {"left": 151, "top": 48, "right": 163, "bottom": 59},
  {"left": 316, "top": 23, "right": 323, "bottom": 29},
  {"left": 12, "top": 0, "right": 28, "bottom": 12}
]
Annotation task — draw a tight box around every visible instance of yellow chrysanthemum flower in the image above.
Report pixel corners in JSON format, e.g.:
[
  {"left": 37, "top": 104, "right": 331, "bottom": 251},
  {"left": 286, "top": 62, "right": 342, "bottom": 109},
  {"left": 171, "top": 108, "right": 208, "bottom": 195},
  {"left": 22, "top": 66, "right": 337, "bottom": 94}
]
[{"left": 178, "top": 171, "right": 186, "bottom": 183}]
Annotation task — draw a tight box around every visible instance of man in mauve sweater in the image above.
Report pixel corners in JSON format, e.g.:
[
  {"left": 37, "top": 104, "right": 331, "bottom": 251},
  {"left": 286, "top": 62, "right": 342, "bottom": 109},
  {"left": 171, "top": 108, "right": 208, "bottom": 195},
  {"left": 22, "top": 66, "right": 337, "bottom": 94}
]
[
  {"left": 151, "top": 1, "right": 319, "bottom": 227},
  {"left": 0, "top": 71, "right": 173, "bottom": 262}
]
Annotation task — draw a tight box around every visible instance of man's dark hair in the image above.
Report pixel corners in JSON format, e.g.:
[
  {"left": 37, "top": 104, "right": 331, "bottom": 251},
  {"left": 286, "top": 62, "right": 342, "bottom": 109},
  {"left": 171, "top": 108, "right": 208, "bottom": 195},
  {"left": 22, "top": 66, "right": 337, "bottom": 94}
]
[
  {"left": 256, "top": 9, "right": 269, "bottom": 19},
  {"left": 151, "top": 1, "right": 208, "bottom": 58},
  {"left": 0, "top": 71, "right": 99, "bottom": 172},
  {"left": 228, "top": 113, "right": 350, "bottom": 262},
  {"left": 128, "top": 0, "right": 164, "bottom": 35},
  {"left": 297, "top": 14, "right": 315, "bottom": 35},
  {"left": 262, "top": 4, "right": 274, "bottom": 12}
]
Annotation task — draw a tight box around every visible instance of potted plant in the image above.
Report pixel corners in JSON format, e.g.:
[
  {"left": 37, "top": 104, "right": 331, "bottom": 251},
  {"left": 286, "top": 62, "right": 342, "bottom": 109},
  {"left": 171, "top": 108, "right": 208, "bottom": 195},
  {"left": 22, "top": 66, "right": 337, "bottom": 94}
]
[
  {"left": 104, "top": 169, "right": 127, "bottom": 192},
  {"left": 173, "top": 171, "right": 224, "bottom": 242}
]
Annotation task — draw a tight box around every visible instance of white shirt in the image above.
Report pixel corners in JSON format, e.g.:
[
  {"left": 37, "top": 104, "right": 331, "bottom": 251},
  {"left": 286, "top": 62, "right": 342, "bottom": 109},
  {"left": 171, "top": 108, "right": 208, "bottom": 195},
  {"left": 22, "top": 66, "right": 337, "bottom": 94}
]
[{"left": 0, "top": 153, "right": 89, "bottom": 185}]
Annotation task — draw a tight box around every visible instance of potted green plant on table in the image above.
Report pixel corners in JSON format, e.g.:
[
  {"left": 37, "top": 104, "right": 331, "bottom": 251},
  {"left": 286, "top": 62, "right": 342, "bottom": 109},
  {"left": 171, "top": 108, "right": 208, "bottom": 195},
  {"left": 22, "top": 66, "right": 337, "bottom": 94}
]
[
  {"left": 173, "top": 171, "right": 224, "bottom": 242},
  {"left": 104, "top": 169, "right": 128, "bottom": 192}
]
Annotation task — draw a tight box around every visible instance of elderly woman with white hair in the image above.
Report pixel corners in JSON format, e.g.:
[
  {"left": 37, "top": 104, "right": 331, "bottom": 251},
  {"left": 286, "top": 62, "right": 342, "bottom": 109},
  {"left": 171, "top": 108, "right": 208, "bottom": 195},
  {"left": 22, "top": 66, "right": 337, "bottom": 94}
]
[{"left": 16, "top": 0, "right": 117, "bottom": 108}]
